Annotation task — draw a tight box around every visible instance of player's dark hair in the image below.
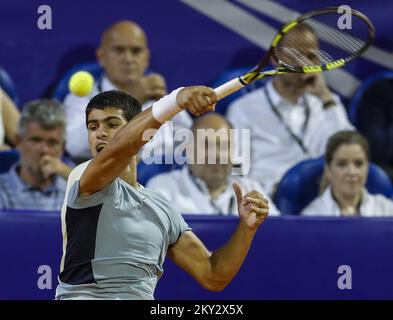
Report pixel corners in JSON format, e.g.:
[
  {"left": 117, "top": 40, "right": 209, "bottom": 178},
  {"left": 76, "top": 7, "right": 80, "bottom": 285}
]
[{"left": 85, "top": 90, "right": 141, "bottom": 126}]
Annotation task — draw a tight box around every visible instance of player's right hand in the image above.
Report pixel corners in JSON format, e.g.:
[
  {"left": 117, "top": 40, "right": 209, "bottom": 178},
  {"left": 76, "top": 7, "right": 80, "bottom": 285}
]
[{"left": 176, "top": 86, "right": 217, "bottom": 116}]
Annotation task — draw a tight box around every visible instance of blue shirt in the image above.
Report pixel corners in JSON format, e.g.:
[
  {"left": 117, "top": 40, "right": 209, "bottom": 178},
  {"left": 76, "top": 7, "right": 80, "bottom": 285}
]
[{"left": 0, "top": 163, "right": 67, "bottom": 211}]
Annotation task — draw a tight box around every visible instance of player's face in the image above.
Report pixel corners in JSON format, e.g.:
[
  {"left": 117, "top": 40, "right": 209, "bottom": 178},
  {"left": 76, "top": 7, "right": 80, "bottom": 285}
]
[
  {"left": 325, "top": 143, "right": 368, "bottom": 199},
  {"left": 17, "top": 122, "right": 64, "bottom": 179},
  {"left": 97, "top": 28, "right": 150, "bottom": 85},
  {"left": 87, "top": 107, "right": 128, "bottom": 157}
]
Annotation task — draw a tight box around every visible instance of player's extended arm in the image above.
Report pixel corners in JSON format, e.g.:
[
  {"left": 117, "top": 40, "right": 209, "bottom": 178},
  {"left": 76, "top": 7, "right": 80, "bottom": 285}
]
[
  {"left": 80, "top": 86, "right": 216, "bottom": 196},
  {"left": 168, "top": 183, "right": 269, "bottom": 291}
]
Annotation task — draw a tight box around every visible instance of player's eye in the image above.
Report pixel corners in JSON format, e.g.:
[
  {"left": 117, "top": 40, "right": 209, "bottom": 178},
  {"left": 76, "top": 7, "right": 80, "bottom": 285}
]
[
  {"left": 108, "top": 122, "right": 120, "bottom": 128},
  {"left": 88, "top": 124, "right": 98, "bottom": 131}
]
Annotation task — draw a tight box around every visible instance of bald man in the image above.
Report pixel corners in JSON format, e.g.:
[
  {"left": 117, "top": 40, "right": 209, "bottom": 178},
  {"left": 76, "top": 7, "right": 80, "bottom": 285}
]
[
  {"left": 147, "top": 113, "right": 280, "bottom": 216},
  {"left": 63, "top": 21, "right": 192, "bottom": 163}
]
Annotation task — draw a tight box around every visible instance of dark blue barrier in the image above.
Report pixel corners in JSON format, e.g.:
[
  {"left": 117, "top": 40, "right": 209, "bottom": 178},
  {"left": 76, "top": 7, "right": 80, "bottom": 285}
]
[{"left": 1, "top": 210, "right": 393, "bottom": 299}]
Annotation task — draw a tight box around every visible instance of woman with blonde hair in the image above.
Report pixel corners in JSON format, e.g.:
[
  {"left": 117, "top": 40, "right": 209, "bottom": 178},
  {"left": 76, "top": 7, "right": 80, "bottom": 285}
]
[{"left": 301, "top": 130, "right": 393, "bottom": 217}]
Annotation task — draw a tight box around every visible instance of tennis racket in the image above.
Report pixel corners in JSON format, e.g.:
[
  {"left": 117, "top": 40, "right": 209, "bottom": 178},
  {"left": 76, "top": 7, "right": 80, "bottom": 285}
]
[{"left": 214, "top": 7, "right": 375, "bottom": 100}]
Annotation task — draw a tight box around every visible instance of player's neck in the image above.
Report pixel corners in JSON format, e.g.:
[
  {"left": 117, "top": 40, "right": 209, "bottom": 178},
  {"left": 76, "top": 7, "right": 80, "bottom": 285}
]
[
  {"left": 272, "top": 79, "right": 303, "bottom": 104},
  {"left": 18, "top": 165, "right": 53, "bottom": 190},
  {"left": 120, "top": 157, "right": 139, "bottom": 188}
]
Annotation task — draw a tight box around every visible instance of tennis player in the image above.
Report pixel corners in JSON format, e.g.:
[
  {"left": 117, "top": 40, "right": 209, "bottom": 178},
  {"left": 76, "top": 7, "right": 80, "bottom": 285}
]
[{"left": 55, "top": 86, "right": 269, "bottom": 299}]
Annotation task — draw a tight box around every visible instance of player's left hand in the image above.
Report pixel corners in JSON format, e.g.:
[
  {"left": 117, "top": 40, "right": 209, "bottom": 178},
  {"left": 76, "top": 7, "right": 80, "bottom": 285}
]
[{"left": 233, "top": 182, "right": 269, "bottom": 231}]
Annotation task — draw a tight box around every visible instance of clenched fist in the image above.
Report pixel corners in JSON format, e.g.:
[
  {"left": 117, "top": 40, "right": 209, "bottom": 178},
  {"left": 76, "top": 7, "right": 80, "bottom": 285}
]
[{"left": 176, "top": 86, "right": 217, "bottom": 116}]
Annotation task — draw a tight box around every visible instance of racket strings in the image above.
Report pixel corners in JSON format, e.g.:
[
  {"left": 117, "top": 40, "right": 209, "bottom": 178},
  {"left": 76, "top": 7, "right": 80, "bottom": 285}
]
[
  {"left": 274, "top": 12, "right": 372, "bottom": 68},
  {"left": 280, "top": 46, "right": 334, "bottom": 66},
  {"left": 305, "top": 18, "right": 367, "bottom": 54}
]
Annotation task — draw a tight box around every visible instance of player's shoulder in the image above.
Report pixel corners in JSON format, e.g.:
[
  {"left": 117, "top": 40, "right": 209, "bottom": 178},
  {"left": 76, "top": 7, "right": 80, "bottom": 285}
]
[{"left": 67, "top": 160, "right": 92, "bottom": 184}]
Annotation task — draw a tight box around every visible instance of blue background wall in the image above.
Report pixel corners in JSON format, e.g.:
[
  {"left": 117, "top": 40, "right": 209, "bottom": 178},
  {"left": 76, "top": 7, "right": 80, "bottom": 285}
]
[
  {"left": 1, "top": 211, "right": 393, "bottom": 300},
  {"left": 1, "top": 0, "right": 393, "bottom": 106}
]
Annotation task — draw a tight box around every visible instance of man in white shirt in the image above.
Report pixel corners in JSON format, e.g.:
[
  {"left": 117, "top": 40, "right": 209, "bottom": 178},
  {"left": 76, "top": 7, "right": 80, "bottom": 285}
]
[
  {"left": 147, "top": 113, "right": 280, "bottom": 216},
  {"left": 63, "top": 20, "right": 192, "bottom": 163},
  {"left": 227, "top": 72, "right": 353, "bottom": 196}
]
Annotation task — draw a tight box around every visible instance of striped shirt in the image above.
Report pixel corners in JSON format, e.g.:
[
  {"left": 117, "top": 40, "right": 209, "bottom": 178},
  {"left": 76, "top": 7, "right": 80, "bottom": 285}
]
[{"left": 0, "top": 163, "right": 67, "bottom": 211}]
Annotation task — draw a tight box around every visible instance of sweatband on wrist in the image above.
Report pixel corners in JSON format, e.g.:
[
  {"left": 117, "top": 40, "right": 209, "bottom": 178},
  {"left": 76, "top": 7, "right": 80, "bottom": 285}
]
[{"left": 152, "top": 87, "right": 184, "bottom": 123}]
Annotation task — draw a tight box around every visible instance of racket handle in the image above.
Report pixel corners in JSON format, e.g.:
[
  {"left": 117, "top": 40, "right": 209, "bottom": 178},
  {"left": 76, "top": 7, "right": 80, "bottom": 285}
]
[{"left": 214, "top": 78, "right": 245, "bottom": 100}]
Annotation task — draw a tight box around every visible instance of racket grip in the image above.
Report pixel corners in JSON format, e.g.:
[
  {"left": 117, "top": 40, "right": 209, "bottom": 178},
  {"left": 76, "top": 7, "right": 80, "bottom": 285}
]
[{"left": 214, "top": 78, "right": 245, "bottom": 100}]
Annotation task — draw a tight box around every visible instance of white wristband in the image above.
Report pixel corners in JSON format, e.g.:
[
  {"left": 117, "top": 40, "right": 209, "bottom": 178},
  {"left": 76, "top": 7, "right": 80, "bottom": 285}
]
[{"left": 152, "top": 87, "right": 184, "bottom": 123}]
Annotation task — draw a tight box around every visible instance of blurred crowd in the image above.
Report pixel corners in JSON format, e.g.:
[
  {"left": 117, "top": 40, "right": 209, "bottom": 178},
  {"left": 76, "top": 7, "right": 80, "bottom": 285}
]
[{"left": 1, "top": 20, "right": 393, "bottom": 217}]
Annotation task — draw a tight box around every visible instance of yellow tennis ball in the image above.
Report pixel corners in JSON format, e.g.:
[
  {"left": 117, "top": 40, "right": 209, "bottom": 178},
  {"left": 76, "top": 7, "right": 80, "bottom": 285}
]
[{"left": 68, "top": 71, "right": 94, "bottom": 97}]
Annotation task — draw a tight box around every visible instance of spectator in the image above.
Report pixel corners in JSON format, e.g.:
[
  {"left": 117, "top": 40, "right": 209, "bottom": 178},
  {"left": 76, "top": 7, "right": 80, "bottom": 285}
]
[
  {"left": 147, "top": 113, "right": 280, "bottom": 216},
  {"left": 301, "top": 130, "right": 393, "bottom": 217},
  {"left": 356, "top": 75, "right": 393, "bottom": 182},
  {"left": 0, "top": 99, "right": 72, "bottom": 211},
  {"left": 0, "top": 87, "right": 20, "bottom": 150},
  {"left": 63, "top": 20, "right": 192, "bottom": 163},
  {"left": 227, "top": 25, "right": 353, "bottom": 196}
]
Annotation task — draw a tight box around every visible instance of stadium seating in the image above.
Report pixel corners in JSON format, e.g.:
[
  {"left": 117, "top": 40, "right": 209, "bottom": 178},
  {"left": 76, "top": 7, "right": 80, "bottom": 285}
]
[
  {"left": 0, "top": 150, "right": 19, "bottom": 173},
  {"left": 274, "top": 157, "right": 393, "bottom": 215},
  {"left": 52, "top": 62, "right": 104, "bottom": 102},
  {"left": 349, "top": 71, "right": 393, "bottom": 127}
]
